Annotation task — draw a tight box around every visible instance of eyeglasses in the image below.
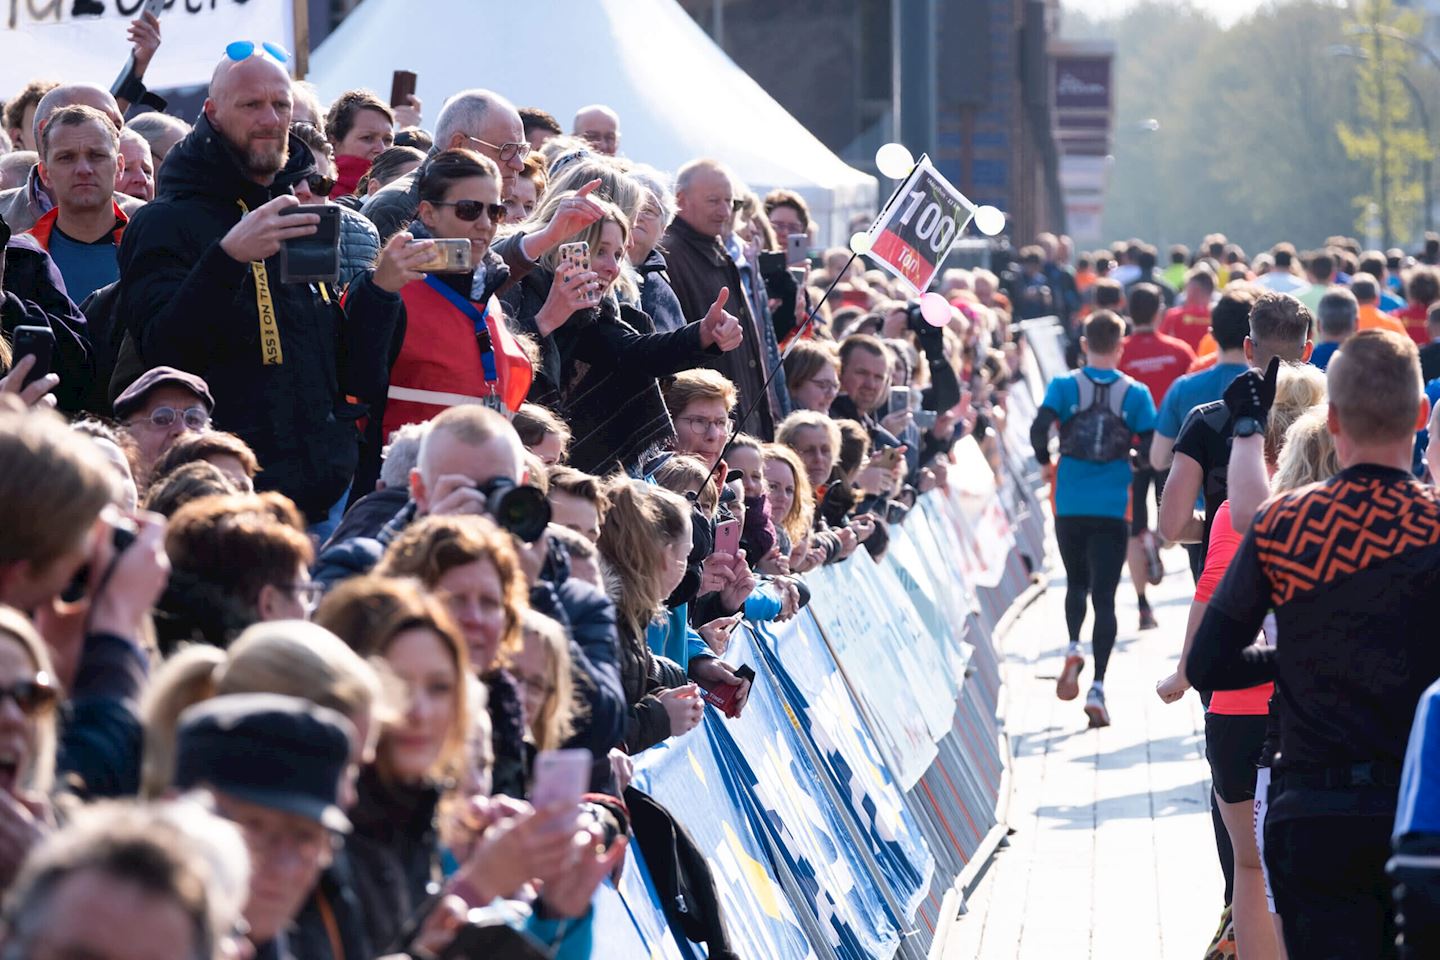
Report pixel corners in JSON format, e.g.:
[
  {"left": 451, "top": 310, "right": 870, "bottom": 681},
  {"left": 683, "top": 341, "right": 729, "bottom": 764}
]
[
  {"left": 432, "top": 199, "right": 508, "bottom": 224},
  {"left": 304, "top": 173, "right": 336, "bottom": 197},
  {"left": 224, "top": 40, "right": 290, "bottom": 64},
  {"left": 807, "top": 376, "right": 840, "bottom": 393},
  {"left": 0, "top": 674, "right": 59, "bottom": 717},
  {"left": 288, "top": 581, "right": 324, "bottom": 614},
  {"left": 676, "top": 415, "right": 730, "bottom": 436},
  {"left": 463, "top": 135, "right": 529, "bottom": 164},
  {"left": 126, "top": 406, "right": 210, "bottom": 431}
]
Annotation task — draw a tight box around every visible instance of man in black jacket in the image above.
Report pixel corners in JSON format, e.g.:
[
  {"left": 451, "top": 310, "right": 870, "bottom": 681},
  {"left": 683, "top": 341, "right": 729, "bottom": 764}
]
[{"left": 115, "top": 49, "right": 425, "bottom": 525}]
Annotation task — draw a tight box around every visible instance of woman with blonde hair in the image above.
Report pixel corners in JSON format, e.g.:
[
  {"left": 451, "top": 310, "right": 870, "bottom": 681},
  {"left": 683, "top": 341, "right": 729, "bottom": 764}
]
[
  {"left": 502, "top": 189, "right": 741, "bottom": 474},
  {"left": 596, "top": 480, "right": 706, "bottom": 752},
  {"left": 512, "top": 610, "right": 577, "bottom": 752},
  {"left": 312, "top": 575, "right": 474, "bottom": 952},
  {"left": 374, "top": 516, "right": 530, "bottom": 800},
  {"left": 0, "top": 606, "right": 59, "bottom": 893}
]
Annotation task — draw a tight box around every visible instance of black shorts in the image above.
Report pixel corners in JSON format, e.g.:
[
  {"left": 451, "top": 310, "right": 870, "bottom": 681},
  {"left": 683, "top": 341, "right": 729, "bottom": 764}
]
[
  {"left": 1129, "top": 465, "right": 1167, "bottom": 537},
  {"left": 1205, "top": 712, "right": 1267, "bottom": 804}
]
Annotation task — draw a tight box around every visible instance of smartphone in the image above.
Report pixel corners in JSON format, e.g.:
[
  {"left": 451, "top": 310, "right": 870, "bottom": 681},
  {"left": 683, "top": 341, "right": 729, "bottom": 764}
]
[
  {"left": 913, "top": 409, "right": 938, "bottom": 430},
  {"left": 389, "top": 69, "right": 417, "bottom": 109},
  {"left": 888, "top": 386, "right": 912, "bottom": 417},
  {"left": 757, "top": 250, "right": 787, "bottom": 283},
  {"left": 712, "top": 518, "right": 741, "bottom": 557},
  {"left": 110, "top": 0, "right": 167, "bottom": 97},
  {"left": 530, "top": 748, "right": 590, "bottom": 809},
  {"left": 786, "top": 232, "right": 808, "bottom": 267},
  {"left": 278, "top": 204, "right": 340, "bottom": 285},
  {"left": 557, "top": 241, "right": 596, "bottom": 303},
  {"left": 410, "top": 237, "right": 473, "bottom": 273},
  {"left": 10, "top": 326, "right": 54, "bottom": 388},
  {"left": 872, "top": 445, "right": 905, "bottom": 470}
]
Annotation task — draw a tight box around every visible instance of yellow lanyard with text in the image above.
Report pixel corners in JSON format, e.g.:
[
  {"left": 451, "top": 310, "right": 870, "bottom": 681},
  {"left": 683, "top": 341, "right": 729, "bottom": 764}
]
[{"left": 235, "top": 199, "right": 284, "bottom": 366}]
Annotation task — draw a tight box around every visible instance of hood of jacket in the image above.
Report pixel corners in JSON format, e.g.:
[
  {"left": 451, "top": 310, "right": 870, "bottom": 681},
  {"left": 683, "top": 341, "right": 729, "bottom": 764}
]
[{"left": 158, "top": 111, "right": 316, "bottom": 208}]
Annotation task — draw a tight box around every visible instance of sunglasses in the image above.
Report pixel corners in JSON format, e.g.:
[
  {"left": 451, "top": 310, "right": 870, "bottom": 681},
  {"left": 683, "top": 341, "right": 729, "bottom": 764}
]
[
  {"left": 432, "top": 200, "right": 508, "bottom": 223},
  {"left": 0, "top": 674, "right": 59, "bottom": 717},
  {"left": 305, "top": 173, "right": 336, "bottom": 197},
  {"left": 224, "top": 40, "right": 290, "bottom": 64},
  {"left": 463, "top": 135, "right": 530, "bottom": 164}
]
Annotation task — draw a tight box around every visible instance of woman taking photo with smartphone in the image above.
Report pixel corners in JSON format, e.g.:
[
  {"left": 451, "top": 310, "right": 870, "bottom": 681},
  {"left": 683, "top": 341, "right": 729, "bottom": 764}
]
[
  {"left": 502, "top": 189, "right": 744, "bottom": 475},
  {"left": 382, "top": 149, "right": 534, "bottom": 444}
]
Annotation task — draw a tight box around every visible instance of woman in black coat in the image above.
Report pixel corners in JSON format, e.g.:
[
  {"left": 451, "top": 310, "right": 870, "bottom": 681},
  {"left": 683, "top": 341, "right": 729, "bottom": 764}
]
[{"left": 502, "top": 192, "right": 741, "bottom": 476}]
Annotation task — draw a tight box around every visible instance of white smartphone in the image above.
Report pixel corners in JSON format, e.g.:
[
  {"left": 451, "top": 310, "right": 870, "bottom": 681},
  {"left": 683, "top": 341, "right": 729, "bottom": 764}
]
[{"left": 529, "top": 748, "right": 590, "bottom": 809}]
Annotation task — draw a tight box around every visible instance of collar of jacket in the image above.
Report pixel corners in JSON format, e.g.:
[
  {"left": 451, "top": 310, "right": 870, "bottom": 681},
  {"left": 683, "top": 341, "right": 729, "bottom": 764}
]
[
  {"left": 24, "top": 164, "right": 54, "bottom": 215},
  {"left": 665, "top": 217, "right": 728, "bottom": 267},
  {"left": 636, "top": 245, "right": 669, "bottom": 278},
  {"left": 350, "top": 765, "right": 440, "bottom": 844},
  {"left": 26, "top": 200, "right": 128, "bottom": 251},
  {"left": 157, "top": 111, "right": 316, "bottom": 208}
]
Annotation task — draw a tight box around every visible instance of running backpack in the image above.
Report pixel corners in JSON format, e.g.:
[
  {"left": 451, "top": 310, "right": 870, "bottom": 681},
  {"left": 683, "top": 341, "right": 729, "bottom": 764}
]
[{"left": 1057, "top": 372, "right": 1134, "bottom": 462}]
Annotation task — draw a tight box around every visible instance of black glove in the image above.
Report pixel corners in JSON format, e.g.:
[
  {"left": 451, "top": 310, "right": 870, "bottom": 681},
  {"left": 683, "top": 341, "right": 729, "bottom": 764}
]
[{"left": 1222, "top": 355, "right": 1280, "bottom": 426}]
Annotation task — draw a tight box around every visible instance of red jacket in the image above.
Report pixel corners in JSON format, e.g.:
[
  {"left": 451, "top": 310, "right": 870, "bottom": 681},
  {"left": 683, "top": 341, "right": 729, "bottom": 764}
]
[
  {"left": 26, "top": 200, "right": 128, "bottom": 251},
  {"left": 384, "top": 276, "right": 532, "bottom": 442}
]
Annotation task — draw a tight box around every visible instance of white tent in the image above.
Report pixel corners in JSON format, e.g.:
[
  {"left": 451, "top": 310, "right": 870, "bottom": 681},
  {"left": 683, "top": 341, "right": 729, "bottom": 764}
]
[{"left": 307, "top": 0, "right": 877, "bottom": 244}]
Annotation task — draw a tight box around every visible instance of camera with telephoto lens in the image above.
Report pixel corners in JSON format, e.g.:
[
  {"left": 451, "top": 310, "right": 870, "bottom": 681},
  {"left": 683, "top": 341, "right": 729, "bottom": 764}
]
[
  {"left": 475, "top": 476, "right": 551, "bottom": 543},
  {"left": 61, "top": 521, "right": 137, "bottom": 603}
]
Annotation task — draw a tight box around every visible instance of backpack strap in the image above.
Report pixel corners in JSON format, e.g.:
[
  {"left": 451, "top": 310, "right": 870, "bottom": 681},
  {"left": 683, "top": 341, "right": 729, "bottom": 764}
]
[
  {"left": 1073, "top": 371, "right": 1095, "bottom": 412},
  {"left": 1106, "top": 372, "right": 1132, "bottom": 418}
]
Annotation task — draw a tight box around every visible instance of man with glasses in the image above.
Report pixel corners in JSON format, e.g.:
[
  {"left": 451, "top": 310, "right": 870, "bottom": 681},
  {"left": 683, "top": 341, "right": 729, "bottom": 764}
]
[
  {"left": 172, "top": 694, "right": 356, "bottom": 960},
  {"left": 115, "top": 44, "right": 419, "bottom": 530},
  {"left": 664, "top": 158, "right": 775, "bottom": 439},
  {"left": 572, "top": 104, "right": 621, "bottom": 156},
  {"left": 113, "top": 365, "right": 214, "bottom": 482},
  {"left": 362, "top": 88, "right": 604, "bottom": 281}
]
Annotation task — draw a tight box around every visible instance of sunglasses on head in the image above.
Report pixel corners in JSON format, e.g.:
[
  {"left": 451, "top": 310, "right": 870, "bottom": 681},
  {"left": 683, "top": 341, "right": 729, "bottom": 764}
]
[
  {"left": 225, "top": 40, "right": 290, "bottom": 64},
  {"left": 433, "top": 199, "right": 508, "bottom": 223},
  {"left": 0, "top": 674, "right": 59, "bottom": 717}
]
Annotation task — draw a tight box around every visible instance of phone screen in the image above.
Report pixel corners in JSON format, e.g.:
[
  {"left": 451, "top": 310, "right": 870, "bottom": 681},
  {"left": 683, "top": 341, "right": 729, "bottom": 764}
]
[{"left": 529, "top": 748, "right": 590, "bottom": 809}]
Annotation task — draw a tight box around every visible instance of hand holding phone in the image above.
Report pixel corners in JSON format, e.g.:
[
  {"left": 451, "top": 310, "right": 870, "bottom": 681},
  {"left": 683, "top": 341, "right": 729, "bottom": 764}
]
[
  {"left": 410, "top": 237, "right": 473, "bottom": 273},
  {"left": 9, "top": 326, "right": 54, "bottom": 389},
  {"left": 279, "top": 204, "right": 340, "bottom": 284},
  {"left": 529, "top": 748, "right": 590, "bottom": 810},
  {"left": 712, "top": 518, "right": 741, "bottom": 558}
]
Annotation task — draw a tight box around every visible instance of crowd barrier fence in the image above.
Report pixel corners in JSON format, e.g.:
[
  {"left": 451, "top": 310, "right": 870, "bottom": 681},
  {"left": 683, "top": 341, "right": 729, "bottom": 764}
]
[{"left": 592, "top": 378, "right": 1050, "bottom": 959}]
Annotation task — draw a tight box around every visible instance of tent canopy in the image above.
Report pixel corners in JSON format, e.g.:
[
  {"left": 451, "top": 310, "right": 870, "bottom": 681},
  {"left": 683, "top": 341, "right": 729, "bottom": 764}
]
[{"left": 307, "top": 0, "right": 877, "bottom": 244}]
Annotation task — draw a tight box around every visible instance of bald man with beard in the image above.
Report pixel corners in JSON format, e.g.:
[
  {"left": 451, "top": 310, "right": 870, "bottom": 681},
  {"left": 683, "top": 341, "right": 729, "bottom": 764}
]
[{"left": 114, "top": 47, "right": 429, "bottom": 526}]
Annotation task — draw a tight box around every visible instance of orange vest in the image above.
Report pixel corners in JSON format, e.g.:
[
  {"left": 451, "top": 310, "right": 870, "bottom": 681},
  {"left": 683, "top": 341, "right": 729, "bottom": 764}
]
[
  {"left": 26, "top": 200, "right": 127, "bottom": 251},
  {"left": 384, "top": 276, "right": 532, "bottom": 442}
]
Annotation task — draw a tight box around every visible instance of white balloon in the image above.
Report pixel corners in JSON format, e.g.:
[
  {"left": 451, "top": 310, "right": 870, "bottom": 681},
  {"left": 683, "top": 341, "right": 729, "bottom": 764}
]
[
  {"left": 875, "top": 143, "right": 916, "bottom": 179},
  {"left": 849, "top": 232, "right": 873, "bottom": 255},
  {"left": 972, "top": 205, "right": 1006, "bottom": 237}
]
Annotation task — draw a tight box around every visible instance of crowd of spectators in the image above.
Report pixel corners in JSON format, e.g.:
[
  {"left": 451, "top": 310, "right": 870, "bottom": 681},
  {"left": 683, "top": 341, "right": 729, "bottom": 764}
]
[{"left": 0, "top": 18, "right": 1021, "bottom": 959}]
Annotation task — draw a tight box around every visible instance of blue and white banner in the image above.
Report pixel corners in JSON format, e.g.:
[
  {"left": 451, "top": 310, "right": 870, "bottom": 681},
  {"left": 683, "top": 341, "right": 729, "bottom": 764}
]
[
  {"left": 753, "top": 615, "right": 935, "bottom": 920},
  {"left": 629, "top": 720, "right": 820, "bottom": 960},
  {"left": 805, "top": 559, "right": 938, "bottom": 788}
]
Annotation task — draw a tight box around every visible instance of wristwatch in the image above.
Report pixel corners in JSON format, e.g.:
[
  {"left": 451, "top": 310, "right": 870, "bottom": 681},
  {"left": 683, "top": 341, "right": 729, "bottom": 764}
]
[{"left": 1233, "top": 415, "right": 1264, "bottom": 438}]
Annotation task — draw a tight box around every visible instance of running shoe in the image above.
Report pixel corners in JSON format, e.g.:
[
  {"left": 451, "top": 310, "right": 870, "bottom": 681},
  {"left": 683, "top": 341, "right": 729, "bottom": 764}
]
[
  {"left": 1142, "top": 529, "right": 1164, "bottom": 585},
  {"left": 1138, "top": 598, "right": 1158, "bottom": 631},
  {"left": 1203, "top": 904, "right": 1237, "bottom": 960},
  {"left": 1057, "top": 643, "right": 1084, "bottom": 701},
  {"left": 1084, "top": 685, "right": 1111, "bottom": 728}
]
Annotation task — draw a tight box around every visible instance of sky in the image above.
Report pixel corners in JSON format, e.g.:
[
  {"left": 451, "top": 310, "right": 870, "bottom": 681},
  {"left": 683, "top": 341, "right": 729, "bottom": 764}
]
[{"left": 1062, "top": 0, "right": 1272, "bottom": 29}]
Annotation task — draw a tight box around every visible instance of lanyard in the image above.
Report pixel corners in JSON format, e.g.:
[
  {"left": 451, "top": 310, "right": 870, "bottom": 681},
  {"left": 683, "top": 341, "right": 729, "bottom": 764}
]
[
  {"left": 234, "top": 200, "right": 284, "bottom": 366},
  {"left": 423, "top": 274, "right": 498, "bottom": 384}
]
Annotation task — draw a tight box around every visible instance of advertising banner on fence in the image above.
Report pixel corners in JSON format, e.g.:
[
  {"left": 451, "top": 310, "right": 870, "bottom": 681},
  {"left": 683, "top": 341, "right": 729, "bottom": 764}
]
[
  {"left": 0, "top": 0, "right": 296, "bottom": 95},
  {"left": 756, "top": 615, "right": 934, "bottom": 919},
  {"left": 713, "top": 623, "right": 902, "bottom": 959},
  {"left": 629, "top": 723, "right": 819, "bottom": 960},
  {"left": 805, "top": 560, "right": 938, "bottom": 789}
]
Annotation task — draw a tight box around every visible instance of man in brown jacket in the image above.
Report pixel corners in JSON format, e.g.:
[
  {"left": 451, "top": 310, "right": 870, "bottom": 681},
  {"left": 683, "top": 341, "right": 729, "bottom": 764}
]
[{"left": 662, "top": 158, "right": 774, "bottom": 439}]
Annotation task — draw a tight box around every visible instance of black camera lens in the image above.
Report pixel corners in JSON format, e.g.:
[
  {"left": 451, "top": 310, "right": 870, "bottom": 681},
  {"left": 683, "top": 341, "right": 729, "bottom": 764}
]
[
  {"left": 477, "top": 478, "right": 552, "bottom": 543},
  {"left": 61, "top": 523, "right": 138, "bottom": 603}
]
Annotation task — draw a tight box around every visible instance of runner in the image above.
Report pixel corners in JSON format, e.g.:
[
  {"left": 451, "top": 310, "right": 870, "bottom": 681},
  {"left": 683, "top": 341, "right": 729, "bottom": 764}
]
[
  {"left": 1118, "top": 282, "right": 1196, "bottom": 629},
  {"left": 1030, "top": 310, "right": 1157, "bottom": 727},
  {"left": 1187, "top": 331, "right": 1440, "bottom": 959}
]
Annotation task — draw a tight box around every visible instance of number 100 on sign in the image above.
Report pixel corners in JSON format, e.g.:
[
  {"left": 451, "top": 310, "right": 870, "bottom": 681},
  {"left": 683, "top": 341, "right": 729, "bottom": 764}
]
[{"left": 866, "top": 157, "right": 972, "bottom": 295}]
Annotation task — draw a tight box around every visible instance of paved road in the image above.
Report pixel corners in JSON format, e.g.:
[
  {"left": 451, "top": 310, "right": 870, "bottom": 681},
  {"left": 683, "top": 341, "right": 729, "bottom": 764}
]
[{"left": 945, "top": 546, "right": 1224, "bottom": 959}]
